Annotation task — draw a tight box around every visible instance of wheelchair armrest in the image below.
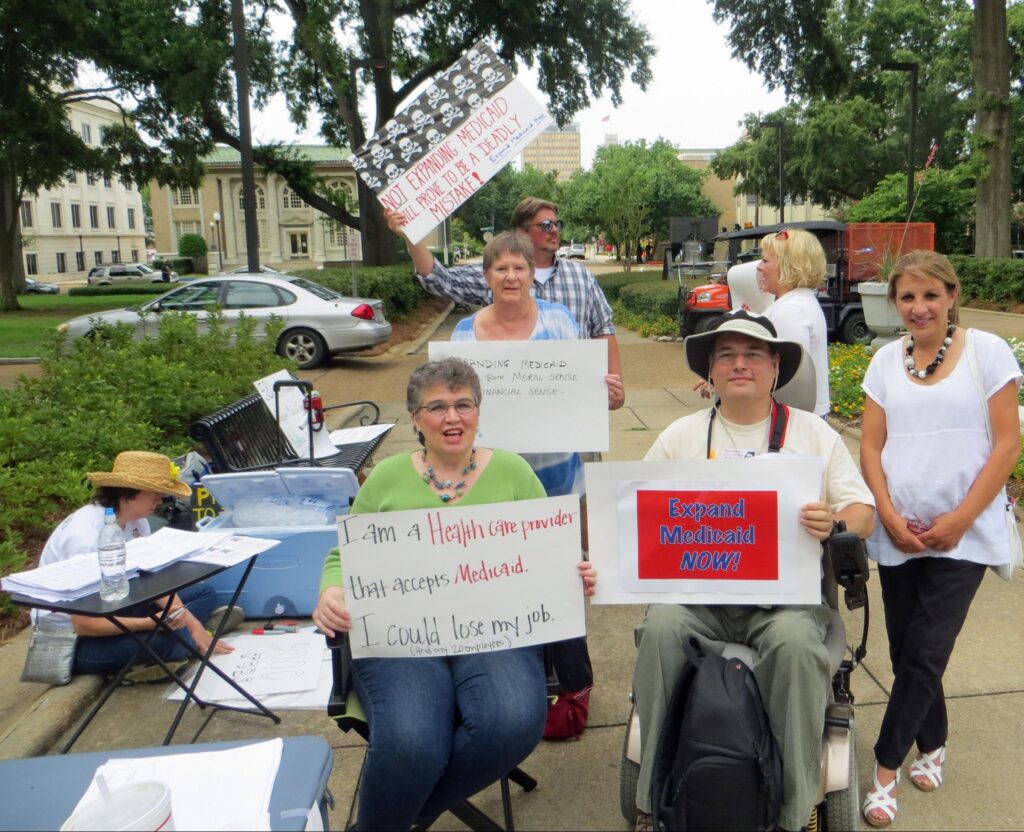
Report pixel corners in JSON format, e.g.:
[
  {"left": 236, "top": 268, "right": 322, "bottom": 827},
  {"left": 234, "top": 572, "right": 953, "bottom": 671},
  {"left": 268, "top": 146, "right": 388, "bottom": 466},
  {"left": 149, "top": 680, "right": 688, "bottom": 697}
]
[
  {"left": 824, "top": 522, "right": 870, "bottom": 610},
  {"left": 324, "top": 630, "right": 352, "bottom": 719}
]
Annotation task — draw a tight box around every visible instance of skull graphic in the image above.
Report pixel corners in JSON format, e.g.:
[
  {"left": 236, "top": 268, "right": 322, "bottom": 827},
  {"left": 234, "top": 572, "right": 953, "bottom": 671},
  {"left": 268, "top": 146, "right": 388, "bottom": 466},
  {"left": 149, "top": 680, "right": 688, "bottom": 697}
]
[
  {"left": 426, "top": 84, "right": 449, "bottom": 107},
  {"left": 349, "top": 154, "right": 368, "bottom": 171},
  {"left": 398, "top": 136, "right": 422, "bottom": 163},
  {"left": 384, "top": 162, "right": 405, "bottom": 184},
  {"left": 440, "top": 101, "right": 464, "bottom": 128},
  {"left": 466, "top": 93, "right": 484, "bottom": 112},
  {"left": 369, "top": 143, "right": 393, "bottom": 166},
  {"left": 452, "top": 74, "right": 476, "bottom": 97},
  {"left": 384, "top": 118, "right": 408, "bottom": 141},
  {"left": 467, "top": 48, "right": 490, "bottom": 73},
  {"left": 410, "top": 109, "right": 434, "bottom": 131},
  {"left": 359, "top": 170, "right": 382, "bottom": 190},
  {"left": 425, "top": 128, "right": 444, "bottom": 148},
  {"left": 480, "top": 66, "right": 506, "bottom": 93}
]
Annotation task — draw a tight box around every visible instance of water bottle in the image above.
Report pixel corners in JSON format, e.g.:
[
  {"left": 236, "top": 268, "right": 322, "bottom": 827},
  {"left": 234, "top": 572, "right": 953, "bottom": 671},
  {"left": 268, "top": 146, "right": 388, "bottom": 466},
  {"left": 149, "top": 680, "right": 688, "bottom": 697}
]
[{"left": 98, "top": 507, "right": 129, "bottom": 602}]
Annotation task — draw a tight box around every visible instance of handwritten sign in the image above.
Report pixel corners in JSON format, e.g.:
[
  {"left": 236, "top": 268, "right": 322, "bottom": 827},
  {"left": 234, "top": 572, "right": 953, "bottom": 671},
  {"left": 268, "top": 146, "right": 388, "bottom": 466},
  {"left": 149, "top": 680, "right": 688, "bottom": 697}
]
[
  {"left": 350, "top": 42, "right": 552, "bottom": 244},
  {"left": 188, "top": 631, "right": 324, "bottom": 701},
  {"left": 585, "top": 457, "right": 824, "bottom": 605},
  {"left": 428, "top": 340, "right": 608, "bottom": 452},
  {"left": 338, "top": 496, "right": 585, "bottom": 658},
  {"left": 253, "top": 370, "right": 338, "bottom": 460}
]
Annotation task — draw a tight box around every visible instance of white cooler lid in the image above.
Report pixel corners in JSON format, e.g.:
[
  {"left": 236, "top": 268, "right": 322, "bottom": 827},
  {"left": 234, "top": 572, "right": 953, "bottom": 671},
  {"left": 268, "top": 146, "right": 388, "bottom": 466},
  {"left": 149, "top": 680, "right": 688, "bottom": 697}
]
[{"left": 201, "top": 467, "right": 358, "bottom": 510}]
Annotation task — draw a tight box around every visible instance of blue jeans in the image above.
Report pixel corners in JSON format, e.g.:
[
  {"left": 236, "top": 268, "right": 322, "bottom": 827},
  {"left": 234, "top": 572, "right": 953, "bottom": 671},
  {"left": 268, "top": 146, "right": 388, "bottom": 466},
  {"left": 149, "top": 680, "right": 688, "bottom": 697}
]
[
  {"left": 73, "top": 584, "right": 218, "bottom": 676},
  {"left": 352, "top": 646, "right": 547, "bottom": 830}
]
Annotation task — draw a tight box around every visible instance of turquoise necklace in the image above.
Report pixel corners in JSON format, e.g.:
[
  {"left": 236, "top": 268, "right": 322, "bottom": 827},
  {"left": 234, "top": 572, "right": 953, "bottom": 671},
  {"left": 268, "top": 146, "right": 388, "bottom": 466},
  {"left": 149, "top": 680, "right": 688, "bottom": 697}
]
[{"left": 422, "top": 448, "right": 477, "bottom": 502}]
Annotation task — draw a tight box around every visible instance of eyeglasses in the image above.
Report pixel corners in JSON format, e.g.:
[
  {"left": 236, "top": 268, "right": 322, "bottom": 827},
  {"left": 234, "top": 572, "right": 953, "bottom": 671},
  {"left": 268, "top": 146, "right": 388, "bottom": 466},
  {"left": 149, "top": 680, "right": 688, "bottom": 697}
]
[
  {"left": 775, "top": 228, "right": 790, "bottom": 241},
  {"left": 417, "top": 399, "right": 479, "bottom": 417},
  {"left": 712, "top": 349, "right": 773, "bottom": 366},
  {"left": 527, "top": 219, "right": 564, "bottom": 233}
]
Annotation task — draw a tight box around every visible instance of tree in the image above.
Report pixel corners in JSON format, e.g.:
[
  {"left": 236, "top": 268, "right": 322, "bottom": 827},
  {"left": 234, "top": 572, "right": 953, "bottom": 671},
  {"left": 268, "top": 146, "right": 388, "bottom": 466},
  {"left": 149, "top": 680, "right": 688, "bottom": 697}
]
[
  {"left": 178, "top": 233, "right": 208, "bottom": 258},
  {"left": 454, "top": 166, "right": 561, "bottom": 241}
]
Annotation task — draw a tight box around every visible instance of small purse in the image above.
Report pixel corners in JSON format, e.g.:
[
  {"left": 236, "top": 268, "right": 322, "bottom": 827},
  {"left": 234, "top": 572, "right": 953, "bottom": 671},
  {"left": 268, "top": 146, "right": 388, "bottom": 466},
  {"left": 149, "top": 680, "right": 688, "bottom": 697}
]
[
  {"left": 20, "top": 622, "right": 78, "bottom": 686},
  {"left": 964, "top": 329, "right": 1023, "bottom": 582}
]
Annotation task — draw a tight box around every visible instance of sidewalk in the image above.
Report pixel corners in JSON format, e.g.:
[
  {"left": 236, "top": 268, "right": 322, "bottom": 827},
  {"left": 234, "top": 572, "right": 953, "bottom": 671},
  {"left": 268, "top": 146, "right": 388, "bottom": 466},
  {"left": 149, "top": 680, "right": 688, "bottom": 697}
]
[{"left": 0, "top": 322, "right": 1021, "bottom": 830}]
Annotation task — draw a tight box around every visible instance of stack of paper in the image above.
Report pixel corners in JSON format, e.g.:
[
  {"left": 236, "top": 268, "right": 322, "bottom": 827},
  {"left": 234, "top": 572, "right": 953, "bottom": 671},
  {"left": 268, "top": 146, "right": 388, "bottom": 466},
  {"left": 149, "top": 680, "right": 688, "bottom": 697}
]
[
  {"left": 185, "top": 534, "right": 281, "bottom": 568},
  {"left": 329, "top": 422, "right": 393, "bottom": 446},
  {"left": 127, "top": 527, "right": 233, "bottom": 572},
  {"left": 1, "top": 554, "right": 138, "bottom": 603}
]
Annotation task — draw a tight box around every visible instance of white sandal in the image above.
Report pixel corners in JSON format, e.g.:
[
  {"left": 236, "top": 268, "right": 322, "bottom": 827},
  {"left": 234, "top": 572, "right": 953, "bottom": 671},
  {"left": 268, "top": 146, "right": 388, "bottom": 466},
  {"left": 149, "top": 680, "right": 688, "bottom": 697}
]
[
  {"left": 909, "top": 745, "right": 946, "bottom": 792},
  {"left": 863, "top": 765, "right": 900, "bottom": 828}
]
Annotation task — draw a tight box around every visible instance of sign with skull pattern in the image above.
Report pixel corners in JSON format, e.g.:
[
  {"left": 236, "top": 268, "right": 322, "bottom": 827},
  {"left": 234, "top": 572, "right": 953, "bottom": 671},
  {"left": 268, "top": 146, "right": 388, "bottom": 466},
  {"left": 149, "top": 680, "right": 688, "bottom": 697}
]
[{"left": 350, "top": 42, "right": 552, "bottom": 244}]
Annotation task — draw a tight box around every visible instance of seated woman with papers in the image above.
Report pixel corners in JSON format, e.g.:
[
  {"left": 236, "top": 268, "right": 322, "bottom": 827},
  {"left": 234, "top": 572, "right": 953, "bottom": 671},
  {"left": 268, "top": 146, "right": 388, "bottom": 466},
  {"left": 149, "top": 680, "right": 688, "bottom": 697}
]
[
  {"left": 313, "top": 359, "right": 598, "bottom": 831},
  {"left": 32, "top": 451, "right": 242, "bottom": 684}
]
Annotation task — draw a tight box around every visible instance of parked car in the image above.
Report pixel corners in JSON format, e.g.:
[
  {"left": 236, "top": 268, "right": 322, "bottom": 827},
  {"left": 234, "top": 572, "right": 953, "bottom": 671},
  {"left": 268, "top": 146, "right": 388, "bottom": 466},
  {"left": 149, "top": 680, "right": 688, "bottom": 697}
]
[
  {"left": 217, "top": 265, "right": 291, "bottom": 276},
  {"left": 22, "top": 277, "right": 59, "bottom": 294},
  {"left": 57, "top": 275, "right": 392, "bottom": 369},
  {"left": 568, "top": 244, "right": 586, "bottom": 259},
  {"left": 87, "top": 263, "right": 177, "bottom": 285},
  {"left": 556, "top": 245, "right": 570, "bottom": 258}
]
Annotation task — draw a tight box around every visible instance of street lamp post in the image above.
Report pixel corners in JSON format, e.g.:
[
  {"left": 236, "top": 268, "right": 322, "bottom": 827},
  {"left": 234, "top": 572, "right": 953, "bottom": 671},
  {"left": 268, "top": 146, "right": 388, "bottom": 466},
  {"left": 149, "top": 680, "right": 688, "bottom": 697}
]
[
  {"left": 211, "top": 211, "right": 223, "bottom": 271},
  {"left": 882, "top": 61, "right": 919, "bottom": 217},
  {"left": 759, "top": 120, "right": 785, "bottom": 223}
]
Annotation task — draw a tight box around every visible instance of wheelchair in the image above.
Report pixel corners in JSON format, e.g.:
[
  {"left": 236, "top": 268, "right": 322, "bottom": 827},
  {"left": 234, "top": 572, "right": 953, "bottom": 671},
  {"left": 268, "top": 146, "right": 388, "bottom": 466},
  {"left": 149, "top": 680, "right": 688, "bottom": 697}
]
[{"left": 619, "top": 525, "right": 871, "bottom": 831}]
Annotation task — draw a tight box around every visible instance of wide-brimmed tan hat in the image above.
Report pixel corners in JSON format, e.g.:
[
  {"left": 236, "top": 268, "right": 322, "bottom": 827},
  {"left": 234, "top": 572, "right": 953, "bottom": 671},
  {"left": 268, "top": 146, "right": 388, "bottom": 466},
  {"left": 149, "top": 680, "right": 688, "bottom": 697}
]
[
  {"left": 685, "top": 309, "right": 804, "bottom": 389},
  {"left": 87, "top": 451, "right": 192, "bottom": 499}
]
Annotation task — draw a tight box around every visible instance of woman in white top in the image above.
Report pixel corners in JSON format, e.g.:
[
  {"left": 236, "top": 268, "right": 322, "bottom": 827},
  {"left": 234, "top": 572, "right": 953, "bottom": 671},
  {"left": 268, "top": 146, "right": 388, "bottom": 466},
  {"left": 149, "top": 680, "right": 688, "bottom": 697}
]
[
  {"left": 757, "top": 228, "right": 831, "bottom": 416},
  {"left": 858, "top": 251, "right": 1022, "bottom": 827}
]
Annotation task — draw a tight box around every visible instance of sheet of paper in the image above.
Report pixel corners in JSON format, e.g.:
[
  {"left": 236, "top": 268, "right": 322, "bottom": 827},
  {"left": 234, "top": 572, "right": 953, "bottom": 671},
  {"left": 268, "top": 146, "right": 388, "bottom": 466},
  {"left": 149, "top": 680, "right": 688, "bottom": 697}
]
[
  {"left": 329, "top": 422, "right": 394, "bottom": 445},
  {"left": 70, "top": 739, "right": 282, "bottom": 831},
  {"left": 127, "top": 528, "right": 232, "bottom": 572},
  {"left": 1, "top": 554, "right": 138, "bottom": 602},
  {"left": 253, "top": 370, "right": 340, "bottom": 460},
  {"left": 186, "top": 534, "right": 281, "bottom": 567}
]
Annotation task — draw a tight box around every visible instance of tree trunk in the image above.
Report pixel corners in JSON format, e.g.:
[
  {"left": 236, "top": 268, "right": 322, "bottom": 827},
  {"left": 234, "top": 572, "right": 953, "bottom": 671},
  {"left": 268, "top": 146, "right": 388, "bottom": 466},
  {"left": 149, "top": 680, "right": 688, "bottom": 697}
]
[
  {"left": 0, "top": 160, "right": 24, "bottom": 312},
  {"left": 357, "top": 181, "right": 401, "bottom": 266},
  {"left": 972, "top": 0, "right": 1012, "bottom": 258}
]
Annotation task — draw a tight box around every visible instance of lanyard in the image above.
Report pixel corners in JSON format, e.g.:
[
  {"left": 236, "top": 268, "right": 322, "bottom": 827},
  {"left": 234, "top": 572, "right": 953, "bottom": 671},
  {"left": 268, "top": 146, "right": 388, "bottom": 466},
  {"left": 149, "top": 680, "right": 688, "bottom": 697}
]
[{"left": 706, "top": 399, "right": 789, "bottom": 460}]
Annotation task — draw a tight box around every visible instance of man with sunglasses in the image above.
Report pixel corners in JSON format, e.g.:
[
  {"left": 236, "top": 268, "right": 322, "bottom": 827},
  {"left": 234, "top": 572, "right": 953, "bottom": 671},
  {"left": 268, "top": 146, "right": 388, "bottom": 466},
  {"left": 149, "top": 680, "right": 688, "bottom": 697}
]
[{"left": 385, "top": 197, "right": 625, "bottom": 409}]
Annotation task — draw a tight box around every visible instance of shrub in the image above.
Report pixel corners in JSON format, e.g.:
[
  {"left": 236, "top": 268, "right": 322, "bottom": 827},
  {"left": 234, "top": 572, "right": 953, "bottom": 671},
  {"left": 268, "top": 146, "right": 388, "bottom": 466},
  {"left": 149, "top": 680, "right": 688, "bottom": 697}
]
[
  {"left": 1007, "top": 338, "right": 1024, "bottom": 406},
  {"left": 290, "top": 265, "right": 429, "bottom": 320},
  {"left": 948, "top": 255, "right": 1024, "bottom": 306},
  {"left": 178, "top": 233, "right": 208, "bottom": 259},
  {"left": 828, "top": 343, "right": 872, "bottom": 420},
  {"left": 618, "top": 280, "right": 679, "bottom": 319},
  {"left": 596, "top": 271, "right": 661, "bottom": 302},
  {"left": 0, "top": 312, "right": 292, "bottom": 612},
  {"left": 68, "top": 285, "right": 171, "bottom": 297},
  {"left": 153, "top": 256, "right": 194, "bottom": 273},
  {"left": 611, "top": 300, "right": 677, "bottom": 338}
]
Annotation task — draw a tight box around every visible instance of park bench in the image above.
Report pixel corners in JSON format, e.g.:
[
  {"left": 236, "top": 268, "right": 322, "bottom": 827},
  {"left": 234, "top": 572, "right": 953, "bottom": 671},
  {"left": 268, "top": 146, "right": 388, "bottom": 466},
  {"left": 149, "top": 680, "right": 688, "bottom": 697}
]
[{"left": 189, "top": 387, "right": 390, "bottom": 476}]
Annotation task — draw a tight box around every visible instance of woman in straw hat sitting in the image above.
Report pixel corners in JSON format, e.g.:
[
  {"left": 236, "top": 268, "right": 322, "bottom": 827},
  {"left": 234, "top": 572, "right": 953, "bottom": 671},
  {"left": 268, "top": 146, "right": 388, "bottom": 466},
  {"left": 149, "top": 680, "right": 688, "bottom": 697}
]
[{"left": 34, "top": 451, "right": 241, "bottom": 683}]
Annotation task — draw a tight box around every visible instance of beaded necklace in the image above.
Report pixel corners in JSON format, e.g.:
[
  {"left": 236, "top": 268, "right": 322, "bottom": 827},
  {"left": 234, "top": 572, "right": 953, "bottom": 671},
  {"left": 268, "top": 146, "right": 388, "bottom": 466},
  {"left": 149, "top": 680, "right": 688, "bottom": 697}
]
[
  {"left": 422, "top": 448, "right": 477, "bottom": 502},
  {"left": 905, "top": 323, "right": 955, "bottom": 379}
]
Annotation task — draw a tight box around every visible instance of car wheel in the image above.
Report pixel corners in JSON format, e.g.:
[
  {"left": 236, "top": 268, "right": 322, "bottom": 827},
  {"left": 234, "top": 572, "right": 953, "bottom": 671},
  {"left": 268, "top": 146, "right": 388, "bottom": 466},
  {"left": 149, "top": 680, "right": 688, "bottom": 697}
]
[
  {"left": 279, "top": 327, "right": 327, "bottom": 369},
  {"left": 839, "top": 312, "right": 873, "bottom": 345},
  {"left": 693, "top": 314, "right": 724, "bottom": 334}
]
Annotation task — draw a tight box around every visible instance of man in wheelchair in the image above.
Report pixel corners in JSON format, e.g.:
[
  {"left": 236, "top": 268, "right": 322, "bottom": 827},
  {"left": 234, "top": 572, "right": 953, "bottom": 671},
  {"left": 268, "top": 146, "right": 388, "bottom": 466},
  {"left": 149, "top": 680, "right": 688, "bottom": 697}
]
[{"left": 631, "top": 312, "right": 876, "bottom": 831}]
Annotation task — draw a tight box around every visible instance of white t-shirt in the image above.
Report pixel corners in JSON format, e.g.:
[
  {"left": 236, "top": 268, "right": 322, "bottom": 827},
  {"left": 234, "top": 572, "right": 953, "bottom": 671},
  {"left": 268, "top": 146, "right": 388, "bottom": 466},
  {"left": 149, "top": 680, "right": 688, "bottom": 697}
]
[
  {"left": 862, "top": 329, "right": 1023, "bottom": 567},
  {"left": 533, "top": 266, "right": 555, "bottom": 286},
  {"left": 645, "top": 406, "right": 874, "bottom": 513},
  {"left": 763, "top": 288, "right": 830, "bottom": 417},
  {"left": 35, "top": 503, "right": 149, "bottom": 629}
]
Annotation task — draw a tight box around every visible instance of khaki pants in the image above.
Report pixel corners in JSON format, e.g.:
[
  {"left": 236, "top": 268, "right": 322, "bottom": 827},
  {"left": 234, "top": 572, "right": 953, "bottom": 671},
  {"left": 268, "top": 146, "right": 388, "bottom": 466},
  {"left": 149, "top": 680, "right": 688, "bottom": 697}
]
[{"left": 633, "top": 603, "right": 832, "bottom": 831}]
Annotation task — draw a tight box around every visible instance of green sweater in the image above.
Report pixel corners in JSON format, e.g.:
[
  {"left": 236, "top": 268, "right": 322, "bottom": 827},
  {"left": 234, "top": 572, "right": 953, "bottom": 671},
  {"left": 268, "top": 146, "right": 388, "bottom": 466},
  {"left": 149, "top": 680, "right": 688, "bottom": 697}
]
[{"left": 319, "top": 448, "right": 546, "bottom": 592}]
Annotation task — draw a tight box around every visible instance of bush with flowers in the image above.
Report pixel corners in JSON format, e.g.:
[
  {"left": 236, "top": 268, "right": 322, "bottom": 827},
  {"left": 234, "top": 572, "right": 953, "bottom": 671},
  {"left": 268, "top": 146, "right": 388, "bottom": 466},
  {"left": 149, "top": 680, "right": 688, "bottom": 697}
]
[{"left": 828, "top": 343, "right": 873, "bottom": 421}]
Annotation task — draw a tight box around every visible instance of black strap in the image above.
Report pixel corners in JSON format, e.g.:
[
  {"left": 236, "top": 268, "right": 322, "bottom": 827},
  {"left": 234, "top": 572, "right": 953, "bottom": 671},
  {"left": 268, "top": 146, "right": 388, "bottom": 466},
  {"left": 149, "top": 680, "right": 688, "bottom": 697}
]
[{"left": 706, "top": 398, "right": 789, "bottom": 459}]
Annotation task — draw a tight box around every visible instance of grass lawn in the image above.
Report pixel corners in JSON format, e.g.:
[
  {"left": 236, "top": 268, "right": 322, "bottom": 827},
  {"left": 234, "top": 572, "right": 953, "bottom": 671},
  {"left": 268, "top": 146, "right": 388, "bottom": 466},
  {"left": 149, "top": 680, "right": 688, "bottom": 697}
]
[{"left": 0, "top": 294, "right": 145, "bottom": 358}]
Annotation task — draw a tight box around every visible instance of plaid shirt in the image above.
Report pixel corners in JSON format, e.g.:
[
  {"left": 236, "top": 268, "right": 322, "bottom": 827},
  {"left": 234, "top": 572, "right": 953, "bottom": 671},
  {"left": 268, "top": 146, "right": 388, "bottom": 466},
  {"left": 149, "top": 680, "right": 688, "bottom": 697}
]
[{"left": 417, "top": 257, "right": 615, "bottom": 339}]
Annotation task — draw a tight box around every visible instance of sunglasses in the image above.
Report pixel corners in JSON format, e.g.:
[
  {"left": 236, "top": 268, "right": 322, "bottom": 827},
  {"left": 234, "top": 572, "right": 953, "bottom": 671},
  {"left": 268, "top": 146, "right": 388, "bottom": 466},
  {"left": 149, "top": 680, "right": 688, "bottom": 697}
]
[
  {"left": 528, "top": 219, "right": 564, "bottom": 233},
  {"left": 775, "top": 228, "right": 790, "bottom": 241}
]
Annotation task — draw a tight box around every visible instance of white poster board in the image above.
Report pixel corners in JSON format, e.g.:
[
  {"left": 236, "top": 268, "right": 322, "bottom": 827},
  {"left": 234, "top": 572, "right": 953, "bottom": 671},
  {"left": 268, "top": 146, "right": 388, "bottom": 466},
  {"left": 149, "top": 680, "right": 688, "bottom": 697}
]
[
  {"left": 428, "top": 340, "right": 608, "bottom": 452},
  {"left": 586, "top": 457, "right": 823, "bottom": 605},
  {"left": 338, "top": 496, "right": 585, "bottom": 658},
  {"left": 253, "top": 370, "right": 338, "bottom": 459},
  {"left": 351, "top": 42, "right": 552, "bottom": 244}
]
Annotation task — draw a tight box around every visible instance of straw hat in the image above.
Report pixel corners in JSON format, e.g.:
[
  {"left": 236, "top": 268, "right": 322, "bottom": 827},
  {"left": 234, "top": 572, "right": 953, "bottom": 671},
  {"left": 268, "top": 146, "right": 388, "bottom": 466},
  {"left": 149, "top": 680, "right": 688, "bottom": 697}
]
[
  {"left": 684, "top": 309, "right": 804, "bottom": 390},
  {"left": 87, "top": 451, "right": 192, "bottom": 499}
]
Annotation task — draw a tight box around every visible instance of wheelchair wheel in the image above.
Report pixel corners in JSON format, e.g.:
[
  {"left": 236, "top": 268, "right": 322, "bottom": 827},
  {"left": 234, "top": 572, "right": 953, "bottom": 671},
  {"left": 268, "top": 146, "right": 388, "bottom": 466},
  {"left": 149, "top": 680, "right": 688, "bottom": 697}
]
[
  {"left": 824, "top": 735, "right": 859, "bottom": 831},
  {"left": 619, "top": 706, "right": 640, "bottom": 826}
]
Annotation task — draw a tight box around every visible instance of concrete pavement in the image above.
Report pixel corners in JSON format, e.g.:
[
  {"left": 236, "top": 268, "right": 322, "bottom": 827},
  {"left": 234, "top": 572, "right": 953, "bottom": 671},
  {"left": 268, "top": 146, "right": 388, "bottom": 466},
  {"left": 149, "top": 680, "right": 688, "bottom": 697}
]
[{"left": 0, "top": 313, "right": 1022, "bottom": 830}]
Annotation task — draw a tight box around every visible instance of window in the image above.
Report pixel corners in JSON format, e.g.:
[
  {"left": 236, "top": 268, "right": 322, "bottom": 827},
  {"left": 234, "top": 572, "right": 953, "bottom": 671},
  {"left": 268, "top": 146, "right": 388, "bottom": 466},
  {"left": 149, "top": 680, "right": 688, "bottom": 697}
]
[
  {"left": 224, "top": 282, "right": 292, "bottom": 309},
  {"left": 86, "top": 173, "right": 97, "bottom": 186},
  {"left": 111, "top": 249, "right": 119, "bottom": 263},
  {"left": 56, "top": 253, "right": 67, "bottom": 273},
  {"left": 745, "top": 193, "right": 757, "bottom": 206},
  {"left": 67, "top": 172, "right": 78, "bottom": 185},
  {"left": 124, "top": 180, "right": 132, "bottom": 192},
  {"left": 173, "top": 187, "right": 198, "bottom": 206},
  {"left": 282, "top": 188, "right": 305, "bottom": 209},
  {"left": 159, "top": 282, "right": 222, "bottom": 312},
  {"left": 89, "top": 205, "right": 100, "bottom": 228},
  {"left": 81, "top": 123, "right": 92, "bottom": 143},
  {"left": 127, "top": 207, "right": 136, "bottom": 229},
  {"left": 50, "top": 202, "right": 63, "bottom": 228},
  {"left": 75, "top": 251, "right": 85, "bottom": 271},
  {"left": 792, "top": 194, "right": 806, "bottom": 206},
  {"left": 130, "top": 249, "right": 139, "bottom": 263},
  {"left": 325, "top": 219, "right": 348, "bottom": 247},
  {"left": 174, "top": 220, "right": 202, "bottom": 240},
  {"left": 106, "top": 206, "right": 116, "bottom": 228},
  {"left": 19, "top": 201, "right": 32, "bottom": 228},
  {"left": 239, "top": 186, "right": 266, "bottom": 211},
  {"left": 94, "top": 251, "right": 104, "bottom": 265},
  {"left": 70, "top": 203, "right": 81, "bottom": 228},
  {"left": 25, "top": 253, "right": 37, "bottom": 275},
  {"left": 103, "top": 176, "right": 112, "bottom": 189}
]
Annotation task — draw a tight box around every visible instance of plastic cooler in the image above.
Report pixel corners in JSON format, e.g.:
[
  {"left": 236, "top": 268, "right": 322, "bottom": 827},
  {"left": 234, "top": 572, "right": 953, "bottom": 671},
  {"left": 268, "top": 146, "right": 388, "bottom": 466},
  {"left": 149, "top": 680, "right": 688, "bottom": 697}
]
[{"left": 197, "top": 467, "right": 359, "bottom": 618}]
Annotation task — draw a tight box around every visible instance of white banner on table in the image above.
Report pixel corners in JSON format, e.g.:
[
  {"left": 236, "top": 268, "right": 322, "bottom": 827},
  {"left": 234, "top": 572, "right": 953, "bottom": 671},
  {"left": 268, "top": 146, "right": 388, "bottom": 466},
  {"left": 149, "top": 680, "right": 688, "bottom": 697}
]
[
  {"left": 586, "top": 457, "right": 823, "bottom": 606},
  {"left": 428, "top": 340, "right": 608, "bottom": 453},
  {"left": 350, "top": 42, "right": 552, "bottom": 244},
  {"left": 338, "top": 496, "right": 585, "bottom": 658},
  {"left": 253, "top": 370, "right": 338, "bottom": 460}
]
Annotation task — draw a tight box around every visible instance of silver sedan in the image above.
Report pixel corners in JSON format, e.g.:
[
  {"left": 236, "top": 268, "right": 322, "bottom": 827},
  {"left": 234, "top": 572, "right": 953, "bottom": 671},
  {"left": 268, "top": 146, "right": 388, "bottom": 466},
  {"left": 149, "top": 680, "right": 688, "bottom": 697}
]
[{"left": 57, "top": 274, "right": 392, "bottom": 369}]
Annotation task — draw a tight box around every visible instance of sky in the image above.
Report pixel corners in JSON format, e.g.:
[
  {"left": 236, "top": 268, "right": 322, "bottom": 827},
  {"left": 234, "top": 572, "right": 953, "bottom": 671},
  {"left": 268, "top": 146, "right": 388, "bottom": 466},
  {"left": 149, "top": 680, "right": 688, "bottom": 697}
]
[{"left": 251, "top": 0, "right": 789, "bottom": 169}]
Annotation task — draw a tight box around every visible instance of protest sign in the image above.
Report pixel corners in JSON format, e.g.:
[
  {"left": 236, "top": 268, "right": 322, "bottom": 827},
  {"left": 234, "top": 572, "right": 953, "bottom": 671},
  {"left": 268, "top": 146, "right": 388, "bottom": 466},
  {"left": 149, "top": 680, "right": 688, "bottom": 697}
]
[
  {"left": 350, "top": 42, "right": 553, "bottom": 244},
  {"left": 338, "top": 495, "right": 585, "bottom": 658},
  {"left": 585, "top": 456, "right": 824, "bottom": 605},
  {"left": 253, "top": 370, "right": 338, "bottom": 459},
  {"left": 428, "top": 339, "right": 608, "bottom": 452}
]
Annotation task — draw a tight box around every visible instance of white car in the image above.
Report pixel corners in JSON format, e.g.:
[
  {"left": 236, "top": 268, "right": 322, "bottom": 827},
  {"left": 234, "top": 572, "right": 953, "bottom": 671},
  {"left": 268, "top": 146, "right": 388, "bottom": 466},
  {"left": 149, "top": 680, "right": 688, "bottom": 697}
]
[
  {"left": 217, "top": 265, "right": 291, "bottom": 276},
  {"left": 568, "top": 244, "right": 586, "bottom": 259},
  {"left": 57, "top": 275, "right": 392, "bottom": 369},
  {"left": 556, "top": 246, "right": 570, "bottom": 258},
  {"left": 87, "top": 263, "right": 177, "bottom": 285}
]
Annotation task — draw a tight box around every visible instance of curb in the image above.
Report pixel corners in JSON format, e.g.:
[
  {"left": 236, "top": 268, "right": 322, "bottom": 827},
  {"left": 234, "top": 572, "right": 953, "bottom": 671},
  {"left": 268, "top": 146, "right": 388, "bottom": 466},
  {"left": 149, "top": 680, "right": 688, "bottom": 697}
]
[
  {"left": 0, "top": 358, "right": 40, "bottom": 365},
  {"left": 388, "top": 301, "right": 454, "bottom": 356}
]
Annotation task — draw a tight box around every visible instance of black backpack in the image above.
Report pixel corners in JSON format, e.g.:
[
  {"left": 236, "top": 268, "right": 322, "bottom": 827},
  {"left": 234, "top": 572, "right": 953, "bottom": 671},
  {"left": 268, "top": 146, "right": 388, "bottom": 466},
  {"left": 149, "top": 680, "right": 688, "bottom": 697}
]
[{"left": 651, "top": 637, "right": 783, "bottom": 831}]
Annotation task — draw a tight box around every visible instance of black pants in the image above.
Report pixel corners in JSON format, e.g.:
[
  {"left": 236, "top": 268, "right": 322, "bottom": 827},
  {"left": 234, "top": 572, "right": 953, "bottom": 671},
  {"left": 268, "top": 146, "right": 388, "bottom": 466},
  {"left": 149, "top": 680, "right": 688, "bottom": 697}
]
[{"left": 873, "top": 557, "right": 986, "bottom": 769}]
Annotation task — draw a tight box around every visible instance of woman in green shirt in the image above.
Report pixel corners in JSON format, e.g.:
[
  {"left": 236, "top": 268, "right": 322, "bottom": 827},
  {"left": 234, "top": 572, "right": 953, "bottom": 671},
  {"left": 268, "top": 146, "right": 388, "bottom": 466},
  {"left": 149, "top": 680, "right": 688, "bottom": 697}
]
[{"left": 314, "top": 357, "right": 596, "bottom": 830}]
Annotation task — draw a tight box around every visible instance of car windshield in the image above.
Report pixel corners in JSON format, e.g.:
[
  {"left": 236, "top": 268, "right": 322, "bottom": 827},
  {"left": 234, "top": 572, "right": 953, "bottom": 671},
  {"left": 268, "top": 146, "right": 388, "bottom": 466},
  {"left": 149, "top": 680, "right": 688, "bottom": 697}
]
[
  {"left": 287, "top": 276, "right": 343, "bottom": 301},
  {"left": 136, "top": 264, "right": 156, "bottom": 274}
]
